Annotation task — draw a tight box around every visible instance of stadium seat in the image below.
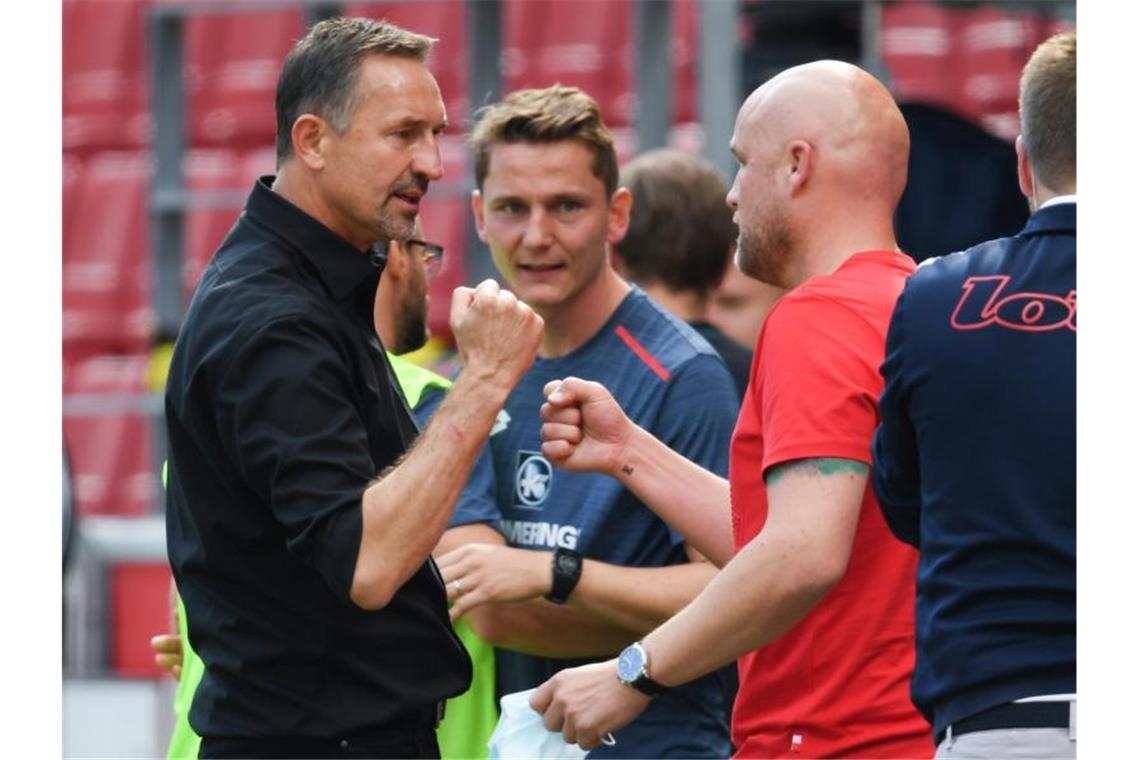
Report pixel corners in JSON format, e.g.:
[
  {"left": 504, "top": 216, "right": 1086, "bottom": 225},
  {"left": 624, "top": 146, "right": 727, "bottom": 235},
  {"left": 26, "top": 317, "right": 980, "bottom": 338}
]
[
  {"left": 62, "top": 352, "right": 156, "bottom": 518},
  {"left": 503, "top": 0, "right": 634, "bottom": 126},
  {"left": 185, "top": 8, "right": 305, "bottom": 148},
  {"left": 345, "top": 2, "right": 469, "bottom": 122},
  {"left": 183, "top": 147, "right": 277, "bottom": 297},
  {"left": 883, "top": 1, "right": 1073, "bottom": 142},
  {"left": 110, "top": 562, "right": 173, "bottom": 678},
  {"left": 63, "top": 0, "right": 150, "bottom": 152},
  {"left": 881, "top": 0, "right": 958, "bottom": 116},
  {"left": 63, "top": 151, "right": 154, "bottom": 354},
  {"left": 955, "top": 5, "right": 1063, "bottom": 141}
]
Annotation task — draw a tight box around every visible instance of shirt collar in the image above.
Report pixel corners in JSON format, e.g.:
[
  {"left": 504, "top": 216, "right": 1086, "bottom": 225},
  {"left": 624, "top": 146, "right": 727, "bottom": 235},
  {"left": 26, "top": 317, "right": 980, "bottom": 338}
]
[
  {"left": 244, "top": 176, "right": 384, "bottom": 303},
  {"left": 1040, "top": 194, "right": 1077, "bottom": 209},
  {"left": 1022, "top": 198, "right": 1076, "bottom": 237}
]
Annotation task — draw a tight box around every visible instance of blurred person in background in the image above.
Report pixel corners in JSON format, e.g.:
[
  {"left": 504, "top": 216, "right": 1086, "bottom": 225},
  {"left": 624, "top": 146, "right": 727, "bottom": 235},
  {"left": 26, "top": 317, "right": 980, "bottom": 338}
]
[
  {"left": 614, "top": 148, "right": 751, "bottom": 401},
  {"left": 163, "top": 17, "right": 542, "bottom": 759},
  {"left": 153, "top": 225, "right": 502, "bottom": 760},
  {"left": 708, "top": 263, "right": 784, "bottom": 352},
  {"left": 435, "top": 85, "right": 738, "bottom": 758},
  {"left": 872, "top": 31, "right": 1076, "bottom": 759},
  {"left": 530, "top": 61, "right": 932, "bottom": 758}
]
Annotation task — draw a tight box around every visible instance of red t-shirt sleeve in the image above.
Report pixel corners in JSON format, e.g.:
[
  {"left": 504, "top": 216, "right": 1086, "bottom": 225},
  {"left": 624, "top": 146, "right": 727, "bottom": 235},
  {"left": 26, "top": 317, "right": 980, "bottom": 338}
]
[{"left": 757, "top": 293, "right": 884, "bottom": 473}]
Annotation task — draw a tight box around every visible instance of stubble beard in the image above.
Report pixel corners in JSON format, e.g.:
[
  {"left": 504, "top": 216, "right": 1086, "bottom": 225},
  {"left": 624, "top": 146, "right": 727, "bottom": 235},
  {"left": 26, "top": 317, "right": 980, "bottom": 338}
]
[
  {"left": 378, "top": 174, "right": 429, "bottom": 243},
  {"left": 736, "top": 214, "right": 793, "bottom": 289},
  {"left": 377, "top": 203, "right": 417, "bottom": 244},
  {"left": 392, "top": 284, "right": 429, "bottom": 355}
]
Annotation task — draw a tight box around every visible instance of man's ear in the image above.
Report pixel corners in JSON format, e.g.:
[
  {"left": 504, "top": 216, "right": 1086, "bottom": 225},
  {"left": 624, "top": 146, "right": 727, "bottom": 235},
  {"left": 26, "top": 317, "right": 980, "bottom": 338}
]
[
  {"left": 471, "top": 189, "right": 489, "bottom": 243},
  {"left": 291, "top": 114, "right": 329, "bottom": 171},
  {"left": 607, "top": 187, "right": 633, "bottom": 246},
  {"left": 787, "top": 139, "right": 814, "bottom": 196}
]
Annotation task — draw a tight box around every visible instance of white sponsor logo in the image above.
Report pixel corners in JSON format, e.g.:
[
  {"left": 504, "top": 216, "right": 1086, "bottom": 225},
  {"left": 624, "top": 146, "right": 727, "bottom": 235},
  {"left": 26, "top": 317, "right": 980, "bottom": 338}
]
[
  {"left": 491, "top": 409, "right": 511, "bottom": 437},
  {"left": 515, "top": 451, "right": 552, "bottom": 508},
  {"left": 501, "top": 520, "right": 580, "bottom": 550}
]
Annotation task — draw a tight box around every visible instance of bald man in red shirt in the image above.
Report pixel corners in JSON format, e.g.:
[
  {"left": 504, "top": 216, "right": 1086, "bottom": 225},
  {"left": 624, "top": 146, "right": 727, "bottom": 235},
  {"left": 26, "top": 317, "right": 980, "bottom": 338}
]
[{"left": 530, "top": 61, "right": 933, "bottom": 758}]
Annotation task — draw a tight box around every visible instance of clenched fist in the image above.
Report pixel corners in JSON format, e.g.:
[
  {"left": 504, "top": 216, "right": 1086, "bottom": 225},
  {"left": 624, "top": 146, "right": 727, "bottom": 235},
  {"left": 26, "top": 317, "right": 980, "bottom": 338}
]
[
  {"left": 540, "top": 377, "right": 634, "bottom": 477},
  {"left": 451, "top": 279, "right": 544, "bottom": 389}
]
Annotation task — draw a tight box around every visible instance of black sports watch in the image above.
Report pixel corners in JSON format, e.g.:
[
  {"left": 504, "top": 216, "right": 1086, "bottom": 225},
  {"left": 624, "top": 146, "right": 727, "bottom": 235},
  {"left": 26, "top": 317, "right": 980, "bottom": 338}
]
[
  {"left": 544, "top": 547, "right": 583, "bottom": 604},
  {"left": 616, "top": 641, "right": 668, "bottom": 697}
]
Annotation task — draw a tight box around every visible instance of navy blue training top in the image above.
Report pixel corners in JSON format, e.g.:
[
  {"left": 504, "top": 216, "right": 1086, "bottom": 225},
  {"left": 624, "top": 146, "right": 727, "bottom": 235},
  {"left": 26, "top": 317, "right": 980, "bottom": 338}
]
[
  {"left": 872, "top": 202, "right": 1076, "bottom": 739},
  {"left": 454, "top": 286, "right": 738, "bottom": 758}
]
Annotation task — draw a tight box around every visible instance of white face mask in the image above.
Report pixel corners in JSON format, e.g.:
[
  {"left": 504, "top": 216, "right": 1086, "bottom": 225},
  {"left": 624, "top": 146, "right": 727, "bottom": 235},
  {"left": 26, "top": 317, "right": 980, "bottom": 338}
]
[{"left": 487, "top": 689, "right": 616, "bottom": 759}]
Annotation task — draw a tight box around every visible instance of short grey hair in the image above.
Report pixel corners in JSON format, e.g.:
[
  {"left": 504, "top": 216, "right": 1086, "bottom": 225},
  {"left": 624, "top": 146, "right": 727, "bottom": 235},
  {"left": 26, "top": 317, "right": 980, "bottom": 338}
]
[{"left": 275, "top": 16, "right": 435, "bottom": 165}]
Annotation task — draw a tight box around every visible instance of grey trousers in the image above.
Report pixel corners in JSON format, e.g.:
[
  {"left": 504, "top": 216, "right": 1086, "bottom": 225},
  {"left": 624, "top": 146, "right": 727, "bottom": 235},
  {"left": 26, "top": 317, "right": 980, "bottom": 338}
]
[{"left": 935, "top": 728, "right": 1075, "bottom": 759}]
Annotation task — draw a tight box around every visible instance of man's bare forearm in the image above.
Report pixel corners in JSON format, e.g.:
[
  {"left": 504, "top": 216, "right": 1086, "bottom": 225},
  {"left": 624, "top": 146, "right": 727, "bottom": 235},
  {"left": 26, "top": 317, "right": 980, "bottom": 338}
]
[
  {"left": 612, "top": 425, "right": 735, "bottom": 566},
  {"left": 352, "top": 371, "right": 511, "bottom": 609},
  {"left": 638, "top": 530, "right": 834, "bottom": 688},
  {"left": 638, "top": 462, "right": 866, "bottom": 687}
]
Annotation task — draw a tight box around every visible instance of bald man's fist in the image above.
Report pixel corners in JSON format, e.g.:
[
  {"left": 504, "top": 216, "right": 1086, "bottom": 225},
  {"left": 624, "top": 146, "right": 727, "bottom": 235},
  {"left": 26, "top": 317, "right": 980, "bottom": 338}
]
[{"left": 540, "top": 377, "right": 633, "bottom": 477}]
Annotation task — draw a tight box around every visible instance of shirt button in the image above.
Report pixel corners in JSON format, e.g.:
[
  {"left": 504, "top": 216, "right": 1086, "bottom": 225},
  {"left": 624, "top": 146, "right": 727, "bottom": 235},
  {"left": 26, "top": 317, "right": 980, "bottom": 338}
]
[{"left": 340, "top": 739, "right": 349, "bottom": 749}]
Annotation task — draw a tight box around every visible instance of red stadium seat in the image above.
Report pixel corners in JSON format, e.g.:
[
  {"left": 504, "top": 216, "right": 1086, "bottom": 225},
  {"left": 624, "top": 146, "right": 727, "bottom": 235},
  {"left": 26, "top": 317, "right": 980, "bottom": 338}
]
[
  {"left": 184, "top": 149, "right": 241, "bottom": 297},
  {"left": 955, "top": 5, "right": 1067, "bottom": 141},
  {"left": 185, "top": 9, "right": 305, "bottom": 148},
  {"left": 63, "top": 353, "right": 156, "bottom": 518},
  {"left": 183, "top": 147, "right": 278, "bottom": 297},
  {"left": 63, "top": 151, "right": 154, "bottom": 354},
  {"left": 345, "top": 2, "right": 469, "bottom": 123},
  {"left": 110, "top": 562, "right": 172, "bottom": 678},
  {"left": 881, "top": 0, "right": 958, "bottom": 115},
  {"left": 884, "top": 1, "right": 1073, "bottom": 143},
  {"left": 63, "top": 0, "right": 151, "bottom": 152},
  {"left": 503, "top": 0, "right": 634, "bottom": 126}
]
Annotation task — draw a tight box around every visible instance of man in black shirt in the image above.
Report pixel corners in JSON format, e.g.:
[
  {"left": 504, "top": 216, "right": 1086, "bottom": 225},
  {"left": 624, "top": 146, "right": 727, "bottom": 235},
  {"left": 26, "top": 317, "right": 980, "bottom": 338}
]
[
  {"left": 164, "top": 18, "right": 543, "bottom": 759},
  {"left": 614, "top": 148, "right": 754, "bottom": 400}
]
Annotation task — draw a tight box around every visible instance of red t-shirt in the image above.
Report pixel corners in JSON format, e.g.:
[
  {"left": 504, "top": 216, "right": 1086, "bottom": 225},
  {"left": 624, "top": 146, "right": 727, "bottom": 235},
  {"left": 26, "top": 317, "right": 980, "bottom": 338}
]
[{"left": 729, "top": 251, "right": 932, "bottom": 758}]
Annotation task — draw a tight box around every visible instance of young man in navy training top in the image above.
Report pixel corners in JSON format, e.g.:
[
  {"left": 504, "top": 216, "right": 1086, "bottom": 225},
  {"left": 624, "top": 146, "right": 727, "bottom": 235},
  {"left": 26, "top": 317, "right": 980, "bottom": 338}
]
[
  {"left": 434, "top": 85, "right": 739, "bottom": 758},
  {"left": 872, "top": 31, "right": 1077, "bottom": 759}
]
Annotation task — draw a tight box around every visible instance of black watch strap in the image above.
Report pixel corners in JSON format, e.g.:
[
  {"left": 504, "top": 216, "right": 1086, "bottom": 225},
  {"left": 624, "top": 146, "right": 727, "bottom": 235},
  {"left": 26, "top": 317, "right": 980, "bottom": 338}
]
[
  {"left": 629, "top": 673, "right": 669, "bottom": 697},
  {"left": 544, "top": 547, "right": 583, "bottom": 604}
]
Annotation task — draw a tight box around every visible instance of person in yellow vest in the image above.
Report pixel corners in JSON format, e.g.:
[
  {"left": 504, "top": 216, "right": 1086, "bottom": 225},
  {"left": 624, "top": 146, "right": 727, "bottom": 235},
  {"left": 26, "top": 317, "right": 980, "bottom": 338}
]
[{"left": 152, "top": 227, "right": 500, "bottom": 759}]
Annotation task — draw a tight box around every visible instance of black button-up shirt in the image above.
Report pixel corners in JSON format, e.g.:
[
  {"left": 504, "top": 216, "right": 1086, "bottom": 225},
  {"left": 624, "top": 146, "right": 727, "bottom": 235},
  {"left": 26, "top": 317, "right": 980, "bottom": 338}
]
[{"left": 164, "top": 177, "right": 471, "bottom": 739}]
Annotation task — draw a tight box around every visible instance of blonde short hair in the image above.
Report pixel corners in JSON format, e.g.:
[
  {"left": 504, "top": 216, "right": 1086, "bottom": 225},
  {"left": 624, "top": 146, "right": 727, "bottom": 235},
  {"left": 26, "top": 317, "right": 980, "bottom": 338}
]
[{"left": 1020, "top": 31, "right": 1076, "bottom": 190}]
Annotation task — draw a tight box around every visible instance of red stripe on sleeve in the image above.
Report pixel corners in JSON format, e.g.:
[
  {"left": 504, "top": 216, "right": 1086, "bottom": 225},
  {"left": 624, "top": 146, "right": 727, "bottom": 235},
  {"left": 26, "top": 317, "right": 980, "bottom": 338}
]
[{"left": 614, "top": 325, "right": 671, "bottom": 382}]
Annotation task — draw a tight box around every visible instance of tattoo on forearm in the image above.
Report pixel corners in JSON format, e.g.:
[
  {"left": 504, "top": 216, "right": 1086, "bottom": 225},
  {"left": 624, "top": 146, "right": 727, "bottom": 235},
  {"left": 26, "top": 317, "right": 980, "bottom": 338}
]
[
  {"left": 621, "top": 464, "right": 634, "bottom": 476},
  {"left": 763, "top": 457, "right": 868, "bottom": 485}
]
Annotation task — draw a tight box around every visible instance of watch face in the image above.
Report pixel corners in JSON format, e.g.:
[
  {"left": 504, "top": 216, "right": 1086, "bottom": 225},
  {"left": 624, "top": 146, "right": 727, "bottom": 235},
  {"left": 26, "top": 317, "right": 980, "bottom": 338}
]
[
  {"left": 617, "top": 644, "right": 645, "bottom": 682},
  {"left": 556, "top": 554, "right": 578, "bottom": 574}
]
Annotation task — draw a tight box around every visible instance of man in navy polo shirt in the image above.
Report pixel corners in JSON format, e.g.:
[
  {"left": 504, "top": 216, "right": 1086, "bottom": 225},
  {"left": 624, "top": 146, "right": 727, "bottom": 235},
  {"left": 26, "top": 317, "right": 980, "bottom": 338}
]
[{"left": 871, "top": 31, "right": 1076, "bottom": 759}]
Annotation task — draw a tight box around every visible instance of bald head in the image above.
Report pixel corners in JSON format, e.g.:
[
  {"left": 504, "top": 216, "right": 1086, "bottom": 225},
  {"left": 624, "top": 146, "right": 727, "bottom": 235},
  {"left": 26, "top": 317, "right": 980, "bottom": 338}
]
[
  {"left": 737, "top": 61, "right": 909, "bottom": 207},
  {"left": 727, "top": 61, "right": 909, "bottom": 288}
]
